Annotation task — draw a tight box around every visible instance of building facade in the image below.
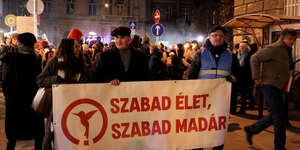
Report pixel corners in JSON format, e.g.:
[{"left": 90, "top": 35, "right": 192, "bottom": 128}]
[
  {"left": 233, "top": 0, "right": 300, "bottom": 109},
  {"left": 0, "top": 0, "right": 197, "bottom": 47},
  {"left": 0, "top": 0, "right": 146, "bottom": 45}
]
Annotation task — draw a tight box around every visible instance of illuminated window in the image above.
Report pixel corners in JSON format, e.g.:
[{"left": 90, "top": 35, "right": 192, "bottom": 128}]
[
  {"left": 89, "top": 0, "right": 96, "bottom": 16},
  {"left": 66, "top": 0, "right": 75, "bottom": 15},
  {"left": 284, "top": 0, "right": 299, "bottom": 16}
]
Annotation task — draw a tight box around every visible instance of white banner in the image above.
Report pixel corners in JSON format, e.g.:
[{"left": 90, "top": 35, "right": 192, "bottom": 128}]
[{"left": 53, "top": 79, "right": 231, "bottom": 150}]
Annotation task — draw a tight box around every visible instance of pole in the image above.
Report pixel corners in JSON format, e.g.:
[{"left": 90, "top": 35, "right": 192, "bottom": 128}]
[
  {"left": 10, "top": 27, "right": 13, "bottom": 32},
  {"left": 33, "top": 0, "right": 37, "bottom": 37},
  {"left": 156, "top": 37, "right": 159, "bottom": 45}
]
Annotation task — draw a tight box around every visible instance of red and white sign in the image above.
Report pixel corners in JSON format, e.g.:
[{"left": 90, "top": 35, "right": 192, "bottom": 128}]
[
  {"left": 53, "top": 79, "right": 231, "bottom": 150},
  {"left": 154, "top": 10, "right": 160, "bottom": 24}
]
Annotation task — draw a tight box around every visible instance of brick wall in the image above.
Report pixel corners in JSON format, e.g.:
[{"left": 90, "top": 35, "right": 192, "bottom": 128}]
[{"left": 234, "top": 0, "right": 284, "bottom": 17}]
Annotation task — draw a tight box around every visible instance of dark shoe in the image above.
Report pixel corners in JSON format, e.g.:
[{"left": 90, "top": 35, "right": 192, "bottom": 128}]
[
  {"left": 237, "top": 110, "right": 246, "bottom": 114},
  {"left": 6, "top": 140, "right": 16, "bottom": 150},
  {"left": 244, "top": 126, "right": 253, "bottom": 145},
  {"left": 286, "top": 120, "right": 292, "bottom": 128}
]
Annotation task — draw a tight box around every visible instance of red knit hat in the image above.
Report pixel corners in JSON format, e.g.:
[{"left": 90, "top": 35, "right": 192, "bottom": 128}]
[
  {"left": 67, "top": 28, "right": 83, "bottom": 42},
  {"left": 130, "top": 34, "right": 141, "bottom": 48},
  {"left": 41, "top": 40, "right": 49, "bottom": 47}
]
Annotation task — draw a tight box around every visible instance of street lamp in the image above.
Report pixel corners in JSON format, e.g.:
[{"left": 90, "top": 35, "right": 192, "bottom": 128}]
[
  {"left": 197, "top": 36, "right": 204, "bottom": 42},
  {"left": 105, "top": 3, "right": 109, "bottom": 7}
]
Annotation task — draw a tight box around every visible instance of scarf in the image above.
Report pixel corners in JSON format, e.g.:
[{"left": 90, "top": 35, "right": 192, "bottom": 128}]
[
  {"left": 57, "top": 57, "right": 81, "bottom": 81},
  {"left": 238, "top": 48, "right": 249, "bottom": 67}
]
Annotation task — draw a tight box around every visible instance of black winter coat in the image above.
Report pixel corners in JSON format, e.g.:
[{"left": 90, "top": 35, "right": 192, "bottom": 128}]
[
  {"left": 92, "top": 44, "right": 151, "bottom": 83},
  {"left": 142, "top": 42, "right": 150, "bottom": 56},
  {"left": 5, "top": 43, "right": 45, "bottom": 140},
  {"left": 149, "top": 50, "right": 164, "bottom": 80},
  {"left": 237, "top": 50, "right": 254, "bottom": 92}
]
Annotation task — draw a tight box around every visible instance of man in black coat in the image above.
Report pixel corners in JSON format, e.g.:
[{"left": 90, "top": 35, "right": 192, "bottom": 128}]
[
  {"left": 92, "top": 26, "right": 151, "bottom": 84},
  {"left": 5, "top": 32, "right": 44, "bottom": 150},
  {"left": 236, "top": 40, "right": 255, "bottom": 114},
  {"left": 0, "top": 33, "right": 18, "bottom": 98}
]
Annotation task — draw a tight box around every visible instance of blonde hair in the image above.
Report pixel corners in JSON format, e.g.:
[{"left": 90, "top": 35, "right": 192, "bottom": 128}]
[{"left": 149, "top": 44, "right": 159, "bottom": 52}]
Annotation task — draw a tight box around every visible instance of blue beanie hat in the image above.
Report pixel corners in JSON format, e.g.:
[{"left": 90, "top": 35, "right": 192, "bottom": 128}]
[{"left": 88, "top": 43, "right": 93, "bottom": 48}]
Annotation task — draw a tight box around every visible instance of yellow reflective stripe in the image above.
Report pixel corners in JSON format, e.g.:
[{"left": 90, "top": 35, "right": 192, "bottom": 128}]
[{"left": 199, "top": 70, "right": 231, "bottom": 76}]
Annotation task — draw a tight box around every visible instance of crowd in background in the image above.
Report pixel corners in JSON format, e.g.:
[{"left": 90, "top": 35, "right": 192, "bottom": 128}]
[{"left": 0, "top": 25, "right": 296, "bottom": 150}]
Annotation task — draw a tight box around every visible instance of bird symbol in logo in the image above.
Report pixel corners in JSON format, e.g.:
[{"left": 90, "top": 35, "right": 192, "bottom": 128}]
[{"left": 73, "top": 110, "right": 98, "bottom": 139}]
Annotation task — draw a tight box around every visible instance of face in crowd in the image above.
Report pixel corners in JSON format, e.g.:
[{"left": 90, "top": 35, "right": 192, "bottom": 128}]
[
  {"left": 11, "top": 37, "right": 19, "bottom": 45},
  {"left": 73, "top": 40, "right": 81, "bottom": 57},
  {"left": 282, "top": 35, "right": 296, "bottom": 48},
  {"left": 239, "top": 43, "right": 248, "bottom": 51},
  {"left": 115, "top": 35, "right": 131, "bottom": 50},
  {"left": 209, "top": 30, "right": 225, "bottom": 47}
]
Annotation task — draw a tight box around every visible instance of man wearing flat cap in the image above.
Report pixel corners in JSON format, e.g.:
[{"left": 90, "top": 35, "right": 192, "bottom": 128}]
[
  {"left": 187, "top": 25, "right": 241, "bottom": 150},
  {"left": 92, "top": 26, "right": 151, "bottom": 84}
]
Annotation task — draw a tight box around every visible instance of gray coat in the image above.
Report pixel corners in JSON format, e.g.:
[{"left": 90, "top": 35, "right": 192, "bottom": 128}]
[{"left": 250, "top": 39, "right": 292, "bottom": 90}]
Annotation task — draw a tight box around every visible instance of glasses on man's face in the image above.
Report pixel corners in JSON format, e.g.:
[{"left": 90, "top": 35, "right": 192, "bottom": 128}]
[{"left": 210, "top": 34, "right": 225, "bottom": 38}]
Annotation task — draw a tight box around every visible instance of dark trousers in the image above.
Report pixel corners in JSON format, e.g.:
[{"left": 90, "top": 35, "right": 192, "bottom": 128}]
[{"left": 250, "top": 85, "right": 286, "bottom": 149}]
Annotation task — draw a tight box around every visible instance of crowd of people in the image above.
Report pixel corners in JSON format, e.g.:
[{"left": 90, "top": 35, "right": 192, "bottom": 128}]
[{"left": 0, "top": 24, "right": 297, "bottom": 150}]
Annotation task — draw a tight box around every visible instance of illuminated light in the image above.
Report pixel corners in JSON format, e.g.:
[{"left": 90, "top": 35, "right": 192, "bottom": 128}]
[
  {"left": 197, "top": 36, "right": 204, "bottom": 42},
  {"left": 105, "top": 4, "right": 109, "bottom": 7},
  {"left": 191, "top": 43, "right": 196, "bottom": 49},
  {"left": 184, "top": 43, "right": 189, "bottom": 48},
  {"left": 175, "top": 45, "right": 177, "bottom": 49}
]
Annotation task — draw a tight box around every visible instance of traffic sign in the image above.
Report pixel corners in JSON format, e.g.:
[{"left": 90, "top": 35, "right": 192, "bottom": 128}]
[
  {"left": 26, "top": 0, "right": 44, "bottom": 15},
  {"left": 154, "top": 10, "right": 160, "bottom": 24},
  {"left": 128, "top": 21, "right": 137, "bottom": 29},
  {"left": 5, "top": 14, "right": 17, "bottom": 27},
  {"left": 151, "top": 23, "right": 164, "bottom": 37}
]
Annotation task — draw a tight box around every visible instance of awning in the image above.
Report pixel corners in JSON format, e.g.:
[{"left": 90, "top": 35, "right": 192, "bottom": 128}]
[{"left": 223, "top": 13, "right": 300, "bottom": 28}]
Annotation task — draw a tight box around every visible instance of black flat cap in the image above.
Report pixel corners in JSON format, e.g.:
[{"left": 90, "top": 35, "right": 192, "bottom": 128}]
[
  {"left": 18, "top": 32, "right": 36, "bottom": 48},
  {"left": 111, "top": 26, "right": 131, "bottom": 36},
  {"left": 208, "top": 25, "right": 227, "bottom": 35}
]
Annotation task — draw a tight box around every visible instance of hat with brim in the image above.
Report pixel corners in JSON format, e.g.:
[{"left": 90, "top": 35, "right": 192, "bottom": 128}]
[{"left": 111, "top": 26, "right": 131, "bottom": 37}]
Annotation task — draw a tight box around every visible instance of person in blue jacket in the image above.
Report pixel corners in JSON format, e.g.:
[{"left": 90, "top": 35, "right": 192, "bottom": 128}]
[{"left": 187, "top": 25, "right": 241, "bottom": 150}]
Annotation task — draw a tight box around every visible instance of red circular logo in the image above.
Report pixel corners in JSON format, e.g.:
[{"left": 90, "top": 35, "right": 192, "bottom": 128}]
[{"left": 61, "top": 99, "right": 108, "bottom": 146}]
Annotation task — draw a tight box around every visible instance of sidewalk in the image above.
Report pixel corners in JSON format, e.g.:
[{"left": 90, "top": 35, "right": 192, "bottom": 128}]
[{"left": 0, "top": 93, "right": 300, "bottom": 150}]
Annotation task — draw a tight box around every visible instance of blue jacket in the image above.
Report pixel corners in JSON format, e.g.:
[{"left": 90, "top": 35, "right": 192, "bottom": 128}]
[{"left": 198, "top": 48, "right": 232, "bottom": 79}]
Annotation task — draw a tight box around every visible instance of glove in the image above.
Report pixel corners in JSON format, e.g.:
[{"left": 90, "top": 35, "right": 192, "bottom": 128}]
[
  {"left": 56, "top": 76, "right": 66, "bottom": 84},
  {"left": 226, "top": 74, "right": 237, "bottom": 84}
]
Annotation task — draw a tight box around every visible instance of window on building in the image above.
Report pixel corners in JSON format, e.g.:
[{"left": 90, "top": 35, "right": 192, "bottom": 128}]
[
  {"left": 43, "top": 0, "right": 51, "bottom": 12},
  {"left": 116, "top": 0, "right": 124, "bottom": 15},
  {"left": 109, "top": 0, "right": 112, "bottom": 15},
  {"left": 183, "top": 8, "right": 189, "bottom": 21},
  {"left": 128, "top": 0, "right": 131, "bottom": 16},
  {"left": 166, "top": 7, "right": 172, "bottom": 19},
  {"left": 117, "top": 0, "right": 124, "bottom": 4},
  {"left": 66, "top": 0, "right": 75, "bottom": 15},
  {"left": 115, "top": 0, "right": 130, "bottom": 16},
  {"left": 284, "top": 0, "right": 299, "bottom": 16},
  {"left": 89, "top": 0, "right": 96, "bottom": 16}
]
